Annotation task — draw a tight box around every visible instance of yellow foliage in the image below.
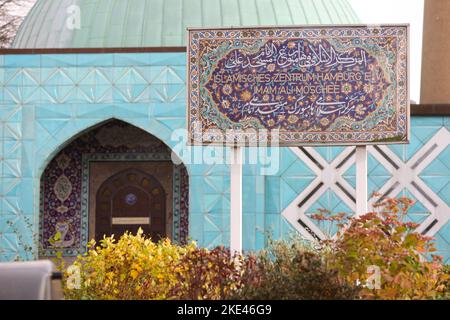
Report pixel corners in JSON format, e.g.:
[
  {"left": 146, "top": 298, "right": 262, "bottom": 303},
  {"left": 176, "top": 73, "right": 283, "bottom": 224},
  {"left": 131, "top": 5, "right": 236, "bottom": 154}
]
[{"left": 61, "top": 228, "right": 196, "bottom": 300}]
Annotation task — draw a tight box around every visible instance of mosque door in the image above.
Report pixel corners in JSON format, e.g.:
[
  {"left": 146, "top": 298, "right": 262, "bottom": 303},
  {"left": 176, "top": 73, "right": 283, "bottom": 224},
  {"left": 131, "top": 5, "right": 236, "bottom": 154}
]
[{"left": 95, "top": 168, "right": 166, "bottom": 242}]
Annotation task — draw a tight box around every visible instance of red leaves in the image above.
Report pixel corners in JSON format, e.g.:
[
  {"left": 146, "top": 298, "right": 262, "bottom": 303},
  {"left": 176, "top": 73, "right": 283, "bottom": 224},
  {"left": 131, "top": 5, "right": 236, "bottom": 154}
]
[{"left": 170, "top": 246, "right": 247, "bottom": 300}]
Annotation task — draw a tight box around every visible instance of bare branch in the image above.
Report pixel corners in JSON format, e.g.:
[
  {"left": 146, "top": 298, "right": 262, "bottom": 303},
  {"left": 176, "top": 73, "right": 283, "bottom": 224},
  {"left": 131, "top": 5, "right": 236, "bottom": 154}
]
[{"left": 0, "top": 0, "right": 35, "bottom": 48}]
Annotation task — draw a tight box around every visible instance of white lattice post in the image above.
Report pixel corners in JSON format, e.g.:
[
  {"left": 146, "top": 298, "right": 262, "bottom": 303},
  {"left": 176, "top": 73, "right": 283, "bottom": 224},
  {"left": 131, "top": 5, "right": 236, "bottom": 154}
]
[
  {"left": 356, "top": 145, "right": 368, "bottom": 215},
  {"left": 230, "top": 146, "right": 242, "bottom": 253}
]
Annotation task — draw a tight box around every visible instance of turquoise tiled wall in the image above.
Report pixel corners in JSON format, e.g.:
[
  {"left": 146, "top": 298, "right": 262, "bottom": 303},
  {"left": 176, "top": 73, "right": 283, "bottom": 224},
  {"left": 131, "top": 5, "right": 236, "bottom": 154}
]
[
  {"left": 0, "top": 52, "right": 231, "bottom": 260},
  {"left": 0, "top": 52, "right": 449, "bottom": 264}
]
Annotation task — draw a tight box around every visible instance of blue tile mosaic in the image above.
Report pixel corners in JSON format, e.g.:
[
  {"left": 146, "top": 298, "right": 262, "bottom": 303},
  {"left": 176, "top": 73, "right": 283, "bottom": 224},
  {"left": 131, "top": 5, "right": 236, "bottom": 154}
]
[{"left": 0, "top": 52, "right": 448, "bottom": 264}]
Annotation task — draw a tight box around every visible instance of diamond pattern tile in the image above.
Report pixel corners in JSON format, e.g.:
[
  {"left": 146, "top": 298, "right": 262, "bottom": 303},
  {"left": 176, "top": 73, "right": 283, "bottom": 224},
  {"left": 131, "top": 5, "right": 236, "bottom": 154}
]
[
  {"left": 0, "top": 51, "right": 449, "bottom": 262},
  {"left": 420, "top": 145, "right": 450, "bottom": 203}
]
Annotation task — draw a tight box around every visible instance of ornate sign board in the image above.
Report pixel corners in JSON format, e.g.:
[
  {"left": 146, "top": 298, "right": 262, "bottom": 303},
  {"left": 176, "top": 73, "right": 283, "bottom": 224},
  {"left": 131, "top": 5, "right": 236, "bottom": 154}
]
[{"left": 187, "top": 25, "right": 409, "bottom": 146}]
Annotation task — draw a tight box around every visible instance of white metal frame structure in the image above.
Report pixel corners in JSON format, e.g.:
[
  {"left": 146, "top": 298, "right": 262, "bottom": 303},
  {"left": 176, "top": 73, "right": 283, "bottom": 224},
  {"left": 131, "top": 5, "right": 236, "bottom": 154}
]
[{"left": 282, "top": 127, "right": 450, "bottom": 241}]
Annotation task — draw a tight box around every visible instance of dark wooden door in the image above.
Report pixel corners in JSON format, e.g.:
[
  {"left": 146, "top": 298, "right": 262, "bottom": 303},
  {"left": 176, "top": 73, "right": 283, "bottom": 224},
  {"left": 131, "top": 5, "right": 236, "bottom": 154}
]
[{"left": 95, "top": 168, "right": 166, "bottom": 242}]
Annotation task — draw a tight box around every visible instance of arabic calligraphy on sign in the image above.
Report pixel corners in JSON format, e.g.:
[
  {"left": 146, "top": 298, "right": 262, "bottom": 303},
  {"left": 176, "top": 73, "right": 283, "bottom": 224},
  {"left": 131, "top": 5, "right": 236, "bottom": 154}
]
[{"left": 187, "top": 26, "right": 409, "bottom": 146}]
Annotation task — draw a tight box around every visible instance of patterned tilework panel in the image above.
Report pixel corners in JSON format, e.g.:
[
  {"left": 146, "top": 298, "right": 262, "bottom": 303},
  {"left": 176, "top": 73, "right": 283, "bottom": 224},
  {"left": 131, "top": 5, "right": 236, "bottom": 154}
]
[
  {"left": 39, "top": 120, "right": 189, "bottom": 256},
  {"left": 0, "top": 52, "right": 232, "bottom": 261},
  {"left": 0, "top": 52, "right": 449, "bottom": 264},
  {"left": 249, "top": 117, "right": 449, "bottom": 263}
]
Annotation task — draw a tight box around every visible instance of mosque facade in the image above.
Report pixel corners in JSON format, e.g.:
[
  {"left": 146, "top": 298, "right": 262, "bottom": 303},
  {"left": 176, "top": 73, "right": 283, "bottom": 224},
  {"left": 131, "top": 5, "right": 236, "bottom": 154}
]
[{"left": 0, "top": 0, "right": 448, "bottom": 263}]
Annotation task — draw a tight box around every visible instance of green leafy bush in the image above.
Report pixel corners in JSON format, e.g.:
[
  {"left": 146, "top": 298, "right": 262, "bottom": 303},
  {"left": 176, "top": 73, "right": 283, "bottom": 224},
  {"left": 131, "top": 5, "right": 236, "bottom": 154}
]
[{"left": 233, "top": 239, "right": 359, "bottom": 300}]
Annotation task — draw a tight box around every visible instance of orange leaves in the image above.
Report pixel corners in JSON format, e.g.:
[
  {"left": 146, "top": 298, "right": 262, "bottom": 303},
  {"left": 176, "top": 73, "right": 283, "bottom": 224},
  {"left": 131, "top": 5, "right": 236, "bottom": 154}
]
[{"left": 316, "top": 196, "right": 449, "bottom": 300}]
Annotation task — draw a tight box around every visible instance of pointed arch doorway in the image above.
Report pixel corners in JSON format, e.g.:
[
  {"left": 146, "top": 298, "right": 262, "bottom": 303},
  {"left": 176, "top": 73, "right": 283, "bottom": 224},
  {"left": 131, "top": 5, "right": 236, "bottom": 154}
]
[
  {"left": 39, "top": 120, "right": 189, "bottom": 257},
  {"left": 94, "top": 167, "right": 169, "bottom": 242}
]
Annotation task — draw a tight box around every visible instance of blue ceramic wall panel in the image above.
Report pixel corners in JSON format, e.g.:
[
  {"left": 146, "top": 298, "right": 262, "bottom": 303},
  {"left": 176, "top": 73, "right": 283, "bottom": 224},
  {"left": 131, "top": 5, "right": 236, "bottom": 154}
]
[
  {"left": 0, "top": 52, "right": 449, "bottom": 263},
  {"left": 0, "top": 52, "right": 230, "bottom": 261},
  {"left": 257, "top": 117, "right": 450, "bottom": 260},
  {"left": 435, "top": 221, "right": 450, "bottom": 264},
  {"left": 420, "top": 145, "right": 450, "bottom": 204}
]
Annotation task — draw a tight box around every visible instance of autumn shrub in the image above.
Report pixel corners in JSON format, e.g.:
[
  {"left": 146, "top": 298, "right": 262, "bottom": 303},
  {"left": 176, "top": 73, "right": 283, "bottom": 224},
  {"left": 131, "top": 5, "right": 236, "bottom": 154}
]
[
  {"left": 169, "top": 246, "right": 251, "bottom": 300},
  {"left": 232, "top": 239, "right": 360, "bottom": 300},
  {"left": 58, "top": 195, "right": 449, "bottom": 300},
  {"left": 58, "top": 230, "right": 250, "bottom": 300},
  {"left": 314, "top": 196, "right": 449, "bottom": 300},
  {"left": 60, "top": 229, "right": 196, "bottom": 300},
  {"left": 441, "top": 265, "right": 450, "bottom": 300}
]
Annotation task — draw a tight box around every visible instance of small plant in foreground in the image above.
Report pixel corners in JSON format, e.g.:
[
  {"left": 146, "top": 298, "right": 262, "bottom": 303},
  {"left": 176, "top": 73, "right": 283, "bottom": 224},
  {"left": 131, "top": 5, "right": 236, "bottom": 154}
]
[{"left": 233, "top": 239, "right": 360, "bottom": 300}]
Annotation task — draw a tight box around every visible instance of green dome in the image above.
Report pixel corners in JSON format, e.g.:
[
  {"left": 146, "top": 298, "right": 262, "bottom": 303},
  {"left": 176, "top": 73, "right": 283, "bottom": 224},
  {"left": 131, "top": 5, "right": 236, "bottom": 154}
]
[{"left": 13, "top": 0, "right": 359, "bottom": 48}]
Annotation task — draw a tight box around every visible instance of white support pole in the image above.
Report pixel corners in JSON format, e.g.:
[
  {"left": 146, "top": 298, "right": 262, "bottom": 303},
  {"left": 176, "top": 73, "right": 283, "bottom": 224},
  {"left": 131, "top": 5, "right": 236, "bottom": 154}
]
[
  {"left": 355, "top": 145, "right": 368, "bottom": 215},
  {"left": 230, "top": 146, "right": 242, "bottom": 254}
]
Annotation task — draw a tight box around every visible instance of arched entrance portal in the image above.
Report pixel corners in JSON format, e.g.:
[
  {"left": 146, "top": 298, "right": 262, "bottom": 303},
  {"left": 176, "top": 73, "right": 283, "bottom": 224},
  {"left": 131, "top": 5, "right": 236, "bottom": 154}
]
[{"left": 39, "top": 120, "right": 189, "bottom": 257}]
